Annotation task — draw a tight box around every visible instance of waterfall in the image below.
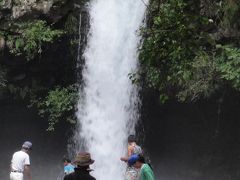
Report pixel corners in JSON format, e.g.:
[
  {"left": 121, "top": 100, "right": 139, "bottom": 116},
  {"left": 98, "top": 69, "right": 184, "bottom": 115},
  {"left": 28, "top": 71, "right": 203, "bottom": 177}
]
[{"left": 75, "top": 0, "right": 148, "bottom": 179}]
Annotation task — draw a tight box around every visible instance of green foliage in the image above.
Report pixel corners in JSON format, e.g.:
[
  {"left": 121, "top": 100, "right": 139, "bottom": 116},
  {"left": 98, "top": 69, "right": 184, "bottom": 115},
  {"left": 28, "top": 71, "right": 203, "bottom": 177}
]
[
  {"left": 7, "top": 20, "right": 64, "bottom": 60},
  {"left": 64, "top": 13, "right": 80, "bottom": 53},
  {"left": 221, "top": 0, "right": 240, "bottom": 29},
  {"left": 177, "top": 52, "right": 219, "bottom": 101},
  {"left": 6, "top": 78, "right": 48, "bottom": 99},
  {"left": 200, "top": 0, "right": 223, "bottom": 18},
  {"left": 34, "top": 85, "right": 78, "bottom": 131},
  {"left": 6, "top": 82, "right": 78, "bottom": 131},
  {"left": 65, "top": 13, "right": 79, "bottom": 35},
  {"left": 0, "top": 1, "right": 87, "bottom": 131},
  {"left": 8, "top": 84, "right": 30, "bottom": 99},
  {"left": 139, "top": 0, "right": 211, "bottom": 102},
  {"left": 138, "top": 0, "right": 240, "bottom": 102},
  {"left": 217, "top": 45, "right": 240, "bottom": 89}
]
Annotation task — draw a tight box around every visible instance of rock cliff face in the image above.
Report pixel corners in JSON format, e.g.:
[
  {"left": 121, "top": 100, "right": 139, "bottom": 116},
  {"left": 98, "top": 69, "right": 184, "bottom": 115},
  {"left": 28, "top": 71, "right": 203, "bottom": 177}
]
[
  {"left": 0, "top": 0, "right": 73, "bottom": 20},
  {"left": 1, "top": 0, "right": 51, "bottom": 18},
  {"left": 0, "top": 0, "right": 89, "bottom": 129},
  {"left": 0, "top": 0, "right": 86, "bottom": 71},
  {"left": 0, "top": 0, "right": 80, "bottom": 49}
]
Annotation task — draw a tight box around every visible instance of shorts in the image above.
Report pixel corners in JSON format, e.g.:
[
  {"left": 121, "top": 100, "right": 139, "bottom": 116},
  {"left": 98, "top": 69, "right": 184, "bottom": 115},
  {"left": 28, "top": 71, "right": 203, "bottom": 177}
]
[
  {"left": 125, "top": 167, "right": 139, "bottom": 180},
  {"left": 10, "top": 172, "right": 23, "bottom": 180}
]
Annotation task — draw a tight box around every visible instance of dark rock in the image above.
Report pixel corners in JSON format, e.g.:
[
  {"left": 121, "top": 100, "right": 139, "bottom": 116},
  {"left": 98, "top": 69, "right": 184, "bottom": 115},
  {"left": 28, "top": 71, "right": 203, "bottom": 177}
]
[
  {"left": 12, "top": 73, "right": 26, "bottom": 81},
  {"left": 0, "top": 37, "right": 5, "bottom": 50},
  {"left": 1, "top": 0, "right": 12, "bottom": 10}
]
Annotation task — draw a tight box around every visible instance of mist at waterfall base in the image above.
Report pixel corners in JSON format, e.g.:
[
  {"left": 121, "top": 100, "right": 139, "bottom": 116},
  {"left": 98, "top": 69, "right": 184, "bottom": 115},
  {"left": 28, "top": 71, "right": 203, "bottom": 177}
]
[
  {"left": 1, "top": 94, "right": 240, "bottom": 179},
  {"left": 0, "top": 100, "right": 68, "bottom": 180},
  {"left": 74, "top": 0, "right": 148, "bottom": 179}
]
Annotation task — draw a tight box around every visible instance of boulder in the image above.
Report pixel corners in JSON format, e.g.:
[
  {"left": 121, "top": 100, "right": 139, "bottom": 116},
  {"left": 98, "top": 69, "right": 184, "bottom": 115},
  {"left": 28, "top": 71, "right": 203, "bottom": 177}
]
[
  {"left": 1, "top": 0, "right": 12, "bottom": 9},
  {"left": 12, "top": 0, "right": 37, "bottom": 19},
  {"left": 34, "top": 0, "right": 53, "bottom": 14}
]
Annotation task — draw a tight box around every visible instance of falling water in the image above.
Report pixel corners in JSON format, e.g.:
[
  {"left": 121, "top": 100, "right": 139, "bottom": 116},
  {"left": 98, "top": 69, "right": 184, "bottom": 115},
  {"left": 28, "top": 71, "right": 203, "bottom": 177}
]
[{"left": 76, "top": 0, "right": 148, "bottom": 179}]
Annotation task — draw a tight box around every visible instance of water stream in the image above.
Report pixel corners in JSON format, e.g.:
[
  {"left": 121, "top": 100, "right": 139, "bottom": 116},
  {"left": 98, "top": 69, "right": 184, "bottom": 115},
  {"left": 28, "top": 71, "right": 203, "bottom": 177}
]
[{"left": 75, "top": 0, "right": 148, "bottom": 179}]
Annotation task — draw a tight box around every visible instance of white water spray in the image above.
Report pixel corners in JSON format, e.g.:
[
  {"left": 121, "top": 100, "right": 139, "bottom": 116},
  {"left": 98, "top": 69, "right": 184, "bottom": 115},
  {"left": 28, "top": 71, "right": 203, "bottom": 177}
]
[{"left": 76, "top": 0, "right": 148, "bottom": 179}]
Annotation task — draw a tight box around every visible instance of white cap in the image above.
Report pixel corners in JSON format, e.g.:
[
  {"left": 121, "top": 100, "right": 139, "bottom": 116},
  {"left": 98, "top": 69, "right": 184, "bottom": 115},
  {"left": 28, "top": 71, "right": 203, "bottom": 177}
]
[{"left": 22, "top": 141, "right": 32, "bottom": 149}]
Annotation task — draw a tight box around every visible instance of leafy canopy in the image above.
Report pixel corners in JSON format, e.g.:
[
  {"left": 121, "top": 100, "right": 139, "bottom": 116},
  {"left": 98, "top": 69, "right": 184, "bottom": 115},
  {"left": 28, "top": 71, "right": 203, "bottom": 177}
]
[
  {"left": 7, "top": 20, "right": 64, "bottom": 60},
  {"left": 136, "top": 0, "right": 240, "bottom": 102},
  {"left": 34, "top": 85, "right": 78, "bottom": 131}
]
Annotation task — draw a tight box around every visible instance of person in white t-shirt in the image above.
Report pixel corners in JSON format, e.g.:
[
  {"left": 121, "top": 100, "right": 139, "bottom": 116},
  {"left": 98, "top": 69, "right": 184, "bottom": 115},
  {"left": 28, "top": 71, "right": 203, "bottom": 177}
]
[{"left": 10, "top": 141, "right": 33, "bottom": 180}]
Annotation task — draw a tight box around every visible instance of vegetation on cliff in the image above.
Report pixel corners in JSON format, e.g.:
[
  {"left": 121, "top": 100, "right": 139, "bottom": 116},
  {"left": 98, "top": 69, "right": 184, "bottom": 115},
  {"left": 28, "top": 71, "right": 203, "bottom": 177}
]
[
  {"left": 32, "top": 85, "right": 78, "bottom": 131},
  {"left": 7, "top": 20, "right": 64, "bottom": 60},
  {"left": 138, "top": 0, "right": 240, "bottom": 102},
  {"left": 0, "top": 0, "right": 87, "bottom": 130}
]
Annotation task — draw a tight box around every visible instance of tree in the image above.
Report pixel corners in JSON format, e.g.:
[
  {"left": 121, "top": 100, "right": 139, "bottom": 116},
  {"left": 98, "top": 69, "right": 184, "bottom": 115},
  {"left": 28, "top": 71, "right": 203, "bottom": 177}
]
[
  {"left": 7, "top": 20, "right": 64, "bottom": 60},
  {"left": 135, "top": 0, "right": 240, "bottom": 102}
]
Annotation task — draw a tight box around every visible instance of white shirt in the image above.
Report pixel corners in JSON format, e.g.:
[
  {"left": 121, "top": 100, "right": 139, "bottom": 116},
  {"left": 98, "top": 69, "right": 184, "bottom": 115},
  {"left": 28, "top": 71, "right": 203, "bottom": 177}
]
[{"left": 11, "top": 150, "right": 30, "bottom": 172}]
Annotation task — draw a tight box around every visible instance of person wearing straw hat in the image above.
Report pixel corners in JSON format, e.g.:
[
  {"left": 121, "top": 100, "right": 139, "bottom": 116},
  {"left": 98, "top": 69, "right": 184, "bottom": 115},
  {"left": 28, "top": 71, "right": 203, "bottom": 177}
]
[
  {"left": 10, "top": 141, "right": 33, "bottom": 180},
  {"left": 63, "top": 152, "right": 96, "bottom": 180}
]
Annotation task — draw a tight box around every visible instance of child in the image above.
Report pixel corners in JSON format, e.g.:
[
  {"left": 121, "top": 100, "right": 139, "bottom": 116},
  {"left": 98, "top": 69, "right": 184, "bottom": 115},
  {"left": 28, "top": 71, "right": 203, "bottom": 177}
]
[{"left": 63, "top": 158, "right": 75, "bottom": 175}]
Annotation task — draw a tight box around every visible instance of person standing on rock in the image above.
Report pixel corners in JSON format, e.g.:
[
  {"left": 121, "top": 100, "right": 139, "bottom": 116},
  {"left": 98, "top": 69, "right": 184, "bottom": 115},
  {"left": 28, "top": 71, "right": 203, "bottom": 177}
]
[
  {"left": 10, "top": 141, "right": 32, "bottom": 180},
  {"left": 63, "top": 152, "right": 96, "bottom": 180},
  {"left": 121, "top": 135, "right": 143, "bottom": 180}
]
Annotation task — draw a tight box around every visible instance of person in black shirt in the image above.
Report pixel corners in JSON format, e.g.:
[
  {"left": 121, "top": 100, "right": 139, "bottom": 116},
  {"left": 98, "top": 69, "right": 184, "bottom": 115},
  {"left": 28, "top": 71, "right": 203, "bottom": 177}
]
[{"left": 63, "top": 152, "right": 96, "bottom": 180}]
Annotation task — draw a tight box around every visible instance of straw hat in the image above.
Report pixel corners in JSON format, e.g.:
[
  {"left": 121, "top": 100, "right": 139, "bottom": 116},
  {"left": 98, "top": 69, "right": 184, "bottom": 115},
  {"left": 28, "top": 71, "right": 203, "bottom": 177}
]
[{"left": 74, "top": 152, "right": 95, "bottom": 166}]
